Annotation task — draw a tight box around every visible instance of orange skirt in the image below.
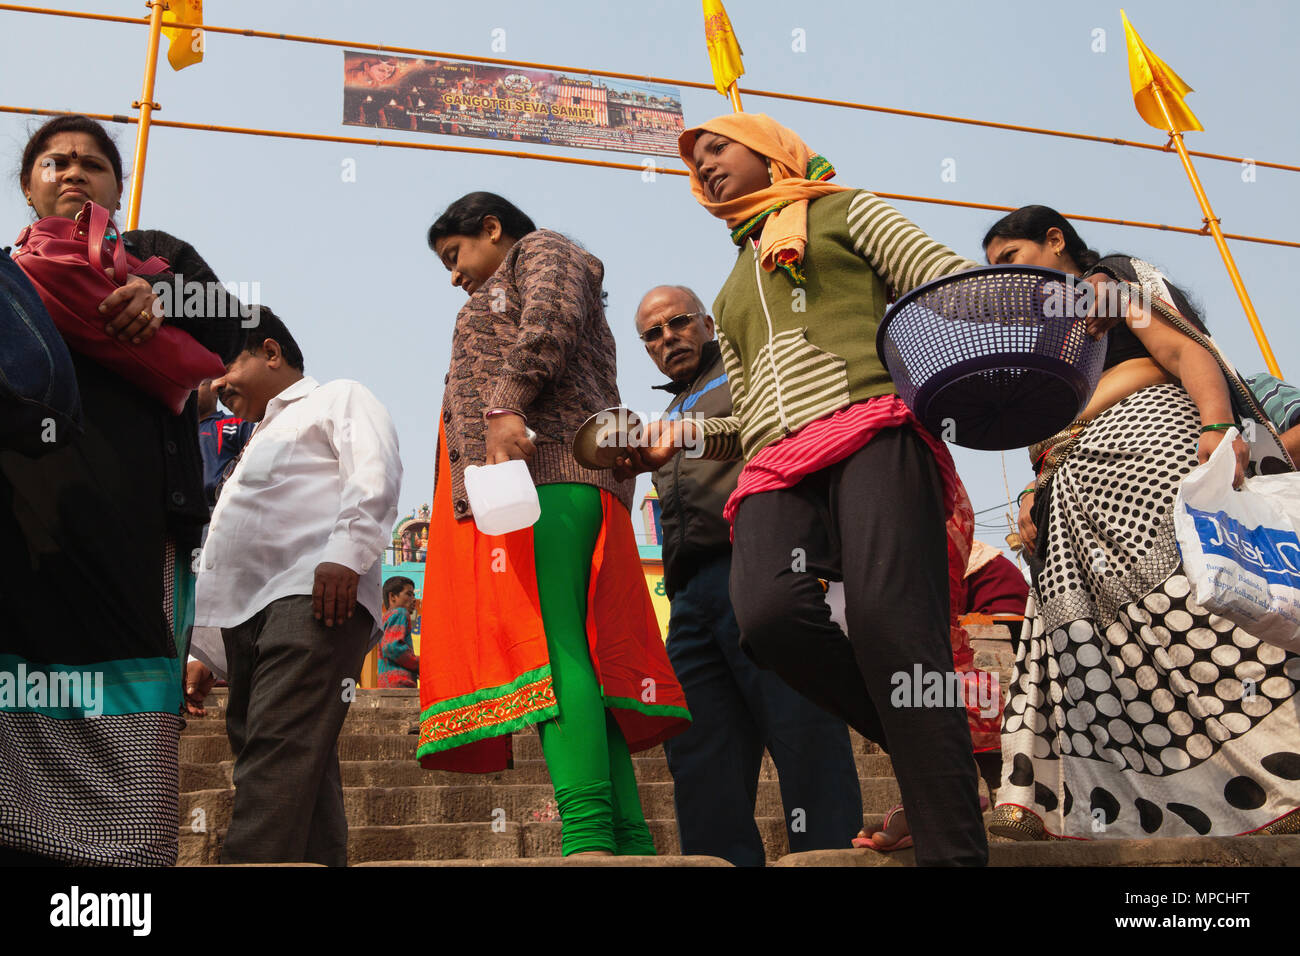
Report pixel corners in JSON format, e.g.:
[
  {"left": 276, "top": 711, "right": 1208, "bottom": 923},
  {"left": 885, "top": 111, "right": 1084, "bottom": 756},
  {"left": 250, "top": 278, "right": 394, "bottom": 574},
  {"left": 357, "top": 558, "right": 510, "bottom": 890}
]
[{"left": 416, "top": 426, "right": 690, "bottom": 772}]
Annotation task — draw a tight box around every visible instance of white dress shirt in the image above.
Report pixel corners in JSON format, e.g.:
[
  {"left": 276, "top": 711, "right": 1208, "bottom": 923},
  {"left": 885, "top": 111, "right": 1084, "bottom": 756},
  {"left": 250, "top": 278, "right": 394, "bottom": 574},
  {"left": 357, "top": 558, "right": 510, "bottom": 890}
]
[{"left": 194, "top": 376, "right": 402, "bottom": 642}]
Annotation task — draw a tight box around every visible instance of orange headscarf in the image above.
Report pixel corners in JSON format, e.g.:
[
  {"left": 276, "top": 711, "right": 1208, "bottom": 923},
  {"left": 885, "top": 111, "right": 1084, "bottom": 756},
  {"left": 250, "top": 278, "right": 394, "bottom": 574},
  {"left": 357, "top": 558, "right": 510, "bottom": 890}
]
[{"left": 678, "top": 113, "right": 849, "bottom": 283}]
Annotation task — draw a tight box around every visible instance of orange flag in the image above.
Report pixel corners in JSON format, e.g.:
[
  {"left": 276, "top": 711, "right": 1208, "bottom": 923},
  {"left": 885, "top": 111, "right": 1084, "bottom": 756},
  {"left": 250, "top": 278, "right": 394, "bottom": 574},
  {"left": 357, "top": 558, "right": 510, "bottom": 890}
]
[
  {"left": 702, "top": 0, "right": 744, "bottom": 96},
  {"left": 162, "top": 0, "right": 204, "bottom": 71},
  {"left": 1121, "top": 10, "right": 1202, "bottom": 132}
]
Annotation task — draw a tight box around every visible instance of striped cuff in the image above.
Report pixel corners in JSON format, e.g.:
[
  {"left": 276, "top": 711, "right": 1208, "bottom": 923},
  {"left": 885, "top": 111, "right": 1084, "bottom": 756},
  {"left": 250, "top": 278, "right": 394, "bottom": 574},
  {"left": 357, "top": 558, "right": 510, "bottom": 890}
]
[{"left": 696, "top": 415, "right": 744, "bottom": 461}]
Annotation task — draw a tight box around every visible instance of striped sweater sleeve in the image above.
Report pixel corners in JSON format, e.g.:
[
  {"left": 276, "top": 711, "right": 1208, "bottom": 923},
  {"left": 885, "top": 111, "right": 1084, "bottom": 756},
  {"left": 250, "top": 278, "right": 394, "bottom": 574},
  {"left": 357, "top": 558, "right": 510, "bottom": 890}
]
[
  {"left": 695, "top": 329, "right": 745, "bottom": 461},
  {"left": 846, "top": 191, "right": 980, "bottom": 293}
]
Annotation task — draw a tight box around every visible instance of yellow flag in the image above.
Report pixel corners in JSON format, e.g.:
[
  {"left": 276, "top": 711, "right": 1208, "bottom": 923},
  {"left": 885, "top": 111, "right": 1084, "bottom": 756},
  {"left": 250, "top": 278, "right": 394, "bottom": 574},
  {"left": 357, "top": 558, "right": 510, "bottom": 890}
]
[
  {"left": 702, "top": 0, "right": 744, "bottom": 95},
  {"left": 162, "top": 0, "right": 204, "bottom": 71},
  {"left": 1121, "top": 10, "right": 1202, "bottom": 132}
]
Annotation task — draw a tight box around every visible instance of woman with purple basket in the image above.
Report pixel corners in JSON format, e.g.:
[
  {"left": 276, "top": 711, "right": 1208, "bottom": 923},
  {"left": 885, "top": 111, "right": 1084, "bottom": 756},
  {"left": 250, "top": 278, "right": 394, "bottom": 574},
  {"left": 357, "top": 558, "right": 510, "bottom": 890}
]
[
  {"left": 985, "top": 205, "right": 1300, "bottom": 841},
  {"left": 630, "top": 112, "right": 992, "bottom": 865}
]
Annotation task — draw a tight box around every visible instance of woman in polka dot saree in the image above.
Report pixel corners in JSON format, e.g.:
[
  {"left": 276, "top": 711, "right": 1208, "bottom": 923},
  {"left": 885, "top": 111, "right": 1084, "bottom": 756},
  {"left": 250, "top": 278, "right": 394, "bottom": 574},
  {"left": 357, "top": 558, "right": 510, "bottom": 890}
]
[{"left": 984, "top": 206, "right": 1300, "bottom": 841}]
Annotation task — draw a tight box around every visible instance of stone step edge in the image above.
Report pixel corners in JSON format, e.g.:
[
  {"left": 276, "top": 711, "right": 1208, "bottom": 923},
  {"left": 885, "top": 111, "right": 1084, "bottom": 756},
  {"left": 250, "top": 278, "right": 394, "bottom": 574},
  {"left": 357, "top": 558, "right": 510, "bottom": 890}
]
[
  {"left": 182, "top": 833, "right": 1299, "bottom": 868},
  {"left": 178, "top": 777, "right": 904, "bottom": 796},
  {"left": 776, "top": 833, "right": 1300, "bottom": 867},
  {"left": 353, "top": 856, "right": 734, "bottom": 867}
]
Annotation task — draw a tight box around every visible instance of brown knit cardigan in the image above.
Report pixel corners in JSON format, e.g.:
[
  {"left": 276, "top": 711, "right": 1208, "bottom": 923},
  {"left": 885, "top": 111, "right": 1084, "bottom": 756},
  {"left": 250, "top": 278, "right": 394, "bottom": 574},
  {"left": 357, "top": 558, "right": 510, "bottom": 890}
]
[{"left": 438, "top": 228, "right": 633, "bottom": 519}]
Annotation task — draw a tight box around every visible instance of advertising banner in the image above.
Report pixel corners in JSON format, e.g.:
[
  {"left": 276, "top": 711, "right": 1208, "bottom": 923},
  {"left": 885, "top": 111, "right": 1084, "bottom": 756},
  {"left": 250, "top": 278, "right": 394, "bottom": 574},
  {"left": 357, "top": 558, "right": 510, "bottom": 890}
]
[{"left": 343, "top": 51, "right": 685, "bottom": 157}]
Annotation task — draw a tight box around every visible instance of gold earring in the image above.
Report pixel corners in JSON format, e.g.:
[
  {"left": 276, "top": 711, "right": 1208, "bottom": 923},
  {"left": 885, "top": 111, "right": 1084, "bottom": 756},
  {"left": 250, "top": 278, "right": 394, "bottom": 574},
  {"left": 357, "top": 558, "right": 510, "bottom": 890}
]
[{"left": 26, "top": 196, "right": 33, "bottom": 206}]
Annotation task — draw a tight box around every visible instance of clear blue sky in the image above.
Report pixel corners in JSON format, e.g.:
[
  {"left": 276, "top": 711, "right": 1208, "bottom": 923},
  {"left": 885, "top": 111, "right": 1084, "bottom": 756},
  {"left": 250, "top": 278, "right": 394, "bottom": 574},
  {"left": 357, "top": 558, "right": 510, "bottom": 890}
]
[{"left": 3, "top": 0, "right": 1297, "bottom": 556}]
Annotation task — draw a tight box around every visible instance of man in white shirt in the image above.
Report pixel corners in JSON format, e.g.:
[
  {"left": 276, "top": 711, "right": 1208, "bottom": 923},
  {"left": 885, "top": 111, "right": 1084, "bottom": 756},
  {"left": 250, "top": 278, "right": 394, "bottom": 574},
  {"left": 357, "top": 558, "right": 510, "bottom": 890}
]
[{"left": 194, "top": 308, "right": 402, "bottom": 866}]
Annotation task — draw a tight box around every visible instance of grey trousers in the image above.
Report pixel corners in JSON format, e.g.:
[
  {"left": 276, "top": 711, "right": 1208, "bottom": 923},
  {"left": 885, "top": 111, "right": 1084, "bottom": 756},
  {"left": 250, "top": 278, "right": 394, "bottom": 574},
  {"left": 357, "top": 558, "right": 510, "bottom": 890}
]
[{"left": 219, "top": 594, "right": 373, "bottom": 866}]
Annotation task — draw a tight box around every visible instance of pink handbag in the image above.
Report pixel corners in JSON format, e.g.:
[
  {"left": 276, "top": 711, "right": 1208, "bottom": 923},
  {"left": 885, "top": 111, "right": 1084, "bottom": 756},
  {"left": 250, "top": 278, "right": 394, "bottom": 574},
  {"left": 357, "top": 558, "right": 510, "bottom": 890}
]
[{"left": 12, "top": 201, "right": 227, "bottom": 415}]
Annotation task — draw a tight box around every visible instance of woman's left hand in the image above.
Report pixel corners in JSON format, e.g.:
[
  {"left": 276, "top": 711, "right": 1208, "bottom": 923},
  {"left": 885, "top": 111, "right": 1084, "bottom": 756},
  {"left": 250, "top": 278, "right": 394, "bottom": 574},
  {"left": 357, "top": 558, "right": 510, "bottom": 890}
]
[
  {"left": 485, "top": 412, "right": 536, "bottom": 464},
  {"left": 98, "top": 272, "right": 163, "bottom": 344},
  {"left": 1198, "top": 429, "right": 1249, "bottom": 489}
]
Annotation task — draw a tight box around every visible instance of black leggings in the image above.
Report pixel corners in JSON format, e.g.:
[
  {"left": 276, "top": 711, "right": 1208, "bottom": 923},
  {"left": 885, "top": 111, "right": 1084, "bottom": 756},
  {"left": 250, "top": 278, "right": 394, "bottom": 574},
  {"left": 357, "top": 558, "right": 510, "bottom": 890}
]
[{"left": 729, "top": 427, "right": 988, "bottom": 866}]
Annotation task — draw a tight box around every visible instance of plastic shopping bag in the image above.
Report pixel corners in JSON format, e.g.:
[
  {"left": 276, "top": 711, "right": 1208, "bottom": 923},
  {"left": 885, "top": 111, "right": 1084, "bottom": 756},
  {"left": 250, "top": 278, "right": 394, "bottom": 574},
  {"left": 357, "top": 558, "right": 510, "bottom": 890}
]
[{"left": 1173, "top": 427, "right": 1300, "bottom": 653}]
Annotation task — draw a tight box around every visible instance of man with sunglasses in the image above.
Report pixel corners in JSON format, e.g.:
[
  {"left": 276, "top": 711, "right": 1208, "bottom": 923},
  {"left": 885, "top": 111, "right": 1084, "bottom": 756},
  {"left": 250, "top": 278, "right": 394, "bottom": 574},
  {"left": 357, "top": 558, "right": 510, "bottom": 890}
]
[{"left": 617, "top": 285, "right": 861, "bottom": 866}]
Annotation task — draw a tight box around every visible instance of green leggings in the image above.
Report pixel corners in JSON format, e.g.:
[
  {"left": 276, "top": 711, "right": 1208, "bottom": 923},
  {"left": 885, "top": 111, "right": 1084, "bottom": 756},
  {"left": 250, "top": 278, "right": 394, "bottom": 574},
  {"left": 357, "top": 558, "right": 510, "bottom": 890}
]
[{"left": 533, "top": 483, "right": 656, "bottom": 856}]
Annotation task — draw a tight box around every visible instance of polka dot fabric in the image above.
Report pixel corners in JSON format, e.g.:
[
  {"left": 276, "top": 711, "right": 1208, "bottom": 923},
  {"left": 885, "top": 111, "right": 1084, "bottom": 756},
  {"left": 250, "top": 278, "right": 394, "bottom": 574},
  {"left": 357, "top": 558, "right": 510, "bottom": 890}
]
[
  {"left": 999, "top": 385, "right": 1300, "bottom": 839},
  {"left": 1036, "top": 384, "right": 1196, "bottom": 637}
]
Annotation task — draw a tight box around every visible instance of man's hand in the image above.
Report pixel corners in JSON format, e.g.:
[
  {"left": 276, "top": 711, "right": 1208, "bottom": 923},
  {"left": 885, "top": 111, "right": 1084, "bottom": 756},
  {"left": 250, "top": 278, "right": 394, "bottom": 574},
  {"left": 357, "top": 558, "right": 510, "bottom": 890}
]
[
  {"left": 313, "top": 561, "right": 360, "bottom": 627},
  {"left": 99, "top": 272, "right": 163, "bottom": 344},
  {"left": 612, "top": 444, "right": 649, "bottom": 482},
  {"left": 613, "top": 419, "right": 689, "bottom": 479},
  {"left": 485, "top": 413, "right": 536, "bottom": 464},
  {"left": 185, "top": 660, "right": 216, "bottom": 717}
]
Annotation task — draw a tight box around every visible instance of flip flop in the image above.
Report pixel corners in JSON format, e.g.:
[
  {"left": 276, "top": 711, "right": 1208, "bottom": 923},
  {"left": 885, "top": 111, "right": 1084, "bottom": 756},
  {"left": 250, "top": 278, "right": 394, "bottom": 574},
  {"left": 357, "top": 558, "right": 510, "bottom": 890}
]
[
  {"left": 851, "top": 795, "right": 990, "bottom": 851},
  {"left": 853, "top": 804, "right": 913, "bottom": 852}
]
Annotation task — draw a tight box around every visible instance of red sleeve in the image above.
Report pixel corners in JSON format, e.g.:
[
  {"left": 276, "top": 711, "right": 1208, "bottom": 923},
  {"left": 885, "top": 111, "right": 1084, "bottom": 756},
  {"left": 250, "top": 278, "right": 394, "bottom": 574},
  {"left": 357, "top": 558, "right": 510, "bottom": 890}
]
[{"left": 964, "top": 556, "right": 1029, "bottom": 616}]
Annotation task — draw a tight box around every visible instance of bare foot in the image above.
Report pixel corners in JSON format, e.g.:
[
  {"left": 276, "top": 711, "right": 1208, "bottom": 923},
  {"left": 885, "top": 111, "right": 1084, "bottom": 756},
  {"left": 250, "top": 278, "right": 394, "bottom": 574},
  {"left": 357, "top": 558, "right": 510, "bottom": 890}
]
[{"left": 568, "top": 850, "right": 614, "bottom": 857}]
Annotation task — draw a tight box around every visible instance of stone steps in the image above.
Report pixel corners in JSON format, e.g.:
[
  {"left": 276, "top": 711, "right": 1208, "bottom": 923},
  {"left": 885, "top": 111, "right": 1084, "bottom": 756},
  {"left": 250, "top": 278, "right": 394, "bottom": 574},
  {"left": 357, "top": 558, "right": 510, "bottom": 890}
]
[
  {"left": 181, "top": 752, "right": 897, "bottom": 792},
  {"left": 353, "top": 856, "right": 735, "bottom": 867},
  {"left": 180, "top": 730, "right": 888, "bottom": 766},
  {"left": 776, "top": 835, "right": 1300, "bottom": 867},
  {"left": 179, "top": 775, "right": 906, "bottom": 832},
  {"left": 182, "top": 715, "right": 421, "bottom": 737},
  {"left": 177, "top": 815, "right": 798, "bottom": 866},
  {"left": 178, "top": 685, "right": 906, "bottom": 865},
  {"left": 179, "top": 817, "right": 1300, "bottom": 867},
  {"left": 194, "top": 632, "right": 1275, "bottom": 867},
  {"left": 182, "top": 711, "right": 885, "bottom": 757}
]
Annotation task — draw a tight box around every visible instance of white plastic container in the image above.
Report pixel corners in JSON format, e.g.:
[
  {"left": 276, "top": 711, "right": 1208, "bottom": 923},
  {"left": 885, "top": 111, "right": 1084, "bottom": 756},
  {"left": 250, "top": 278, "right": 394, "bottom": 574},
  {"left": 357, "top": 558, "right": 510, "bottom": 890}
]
[{"left": 463, "top": 460, "right": 541, "bottom": 536}]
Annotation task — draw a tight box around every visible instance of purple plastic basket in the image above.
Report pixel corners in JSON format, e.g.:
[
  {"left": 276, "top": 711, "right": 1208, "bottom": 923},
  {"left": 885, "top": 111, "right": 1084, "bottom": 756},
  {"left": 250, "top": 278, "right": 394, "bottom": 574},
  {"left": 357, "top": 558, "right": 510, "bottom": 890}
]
[{"left": 877, "top": 266, "right": 1107, "bottom": 451}]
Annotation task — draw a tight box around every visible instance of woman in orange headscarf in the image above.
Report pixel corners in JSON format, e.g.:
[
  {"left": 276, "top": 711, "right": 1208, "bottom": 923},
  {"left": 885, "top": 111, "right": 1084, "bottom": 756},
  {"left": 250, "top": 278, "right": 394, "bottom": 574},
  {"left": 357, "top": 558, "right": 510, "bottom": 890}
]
[{"left": 635, "top": 113, "right": 989, "bottom": 865}]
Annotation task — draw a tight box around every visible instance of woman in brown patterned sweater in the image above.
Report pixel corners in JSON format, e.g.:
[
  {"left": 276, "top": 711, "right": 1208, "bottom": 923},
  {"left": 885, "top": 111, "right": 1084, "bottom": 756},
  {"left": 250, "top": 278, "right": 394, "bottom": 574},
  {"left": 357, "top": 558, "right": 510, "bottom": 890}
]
[{"left": 416, "top": 192, "right": 689, "bottom": 856}]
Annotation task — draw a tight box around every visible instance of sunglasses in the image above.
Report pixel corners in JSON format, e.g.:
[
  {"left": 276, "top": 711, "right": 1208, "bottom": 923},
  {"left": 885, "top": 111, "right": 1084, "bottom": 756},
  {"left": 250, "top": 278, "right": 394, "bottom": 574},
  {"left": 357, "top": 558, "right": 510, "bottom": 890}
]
[{"left": 639, "top": 312, "right": 703, "bottom": 343}]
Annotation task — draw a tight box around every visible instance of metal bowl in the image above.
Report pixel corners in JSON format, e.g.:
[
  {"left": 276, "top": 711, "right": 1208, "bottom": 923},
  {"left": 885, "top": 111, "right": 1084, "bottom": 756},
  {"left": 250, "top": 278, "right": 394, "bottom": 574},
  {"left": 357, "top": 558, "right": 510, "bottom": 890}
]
[{"left": 573, "top": 406, "right": 643, "bottom": 470}]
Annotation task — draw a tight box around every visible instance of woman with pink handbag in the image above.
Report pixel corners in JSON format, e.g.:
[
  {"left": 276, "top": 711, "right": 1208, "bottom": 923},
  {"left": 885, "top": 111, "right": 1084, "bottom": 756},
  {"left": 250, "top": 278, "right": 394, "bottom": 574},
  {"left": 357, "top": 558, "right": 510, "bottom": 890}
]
[{"left": 0, "top": 115, "right": 249, "bottom": 866}]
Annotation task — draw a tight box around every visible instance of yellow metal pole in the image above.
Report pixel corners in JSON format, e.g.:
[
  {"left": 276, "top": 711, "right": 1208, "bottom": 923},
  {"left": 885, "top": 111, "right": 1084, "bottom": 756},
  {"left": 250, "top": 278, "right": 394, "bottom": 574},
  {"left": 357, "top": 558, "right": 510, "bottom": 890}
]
[
  {"left": 727, "top": 81, "right": 743, "bottom": 112},
  {"left": 126, "top": 0, "right": 165, "bottom": 230},
  {"left": 1149, "top": 83, "right": 1283, "bottom": 378}
]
